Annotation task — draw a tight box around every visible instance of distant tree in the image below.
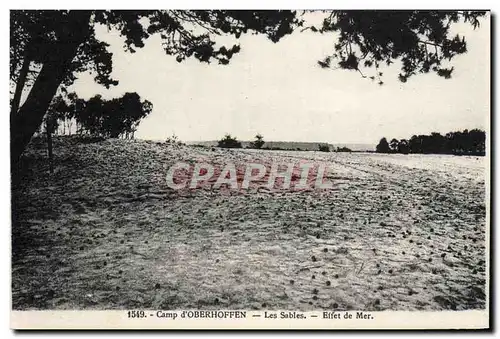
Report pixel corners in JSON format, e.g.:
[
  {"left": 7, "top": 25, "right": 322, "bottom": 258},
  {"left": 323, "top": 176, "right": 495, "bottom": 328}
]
[
  {"left": 409, "top": 135, "right": 423, "bottom": 153},
  {"left": 389, "top": 138, "right": 399, "bottom": 153},
  {"left": 397, "top": 139, "right": 410, "bottom": 154},
  {"left": 250, "top": 134, "right": 265, "bottom": 149},
  {"left": 218, "top": 134, "right": 242, "bottom": 149},
  {"left": 469, "top": 129, "right": 486, "bottom": 155},
  {"left": 46, "top": 94, "right": 71, "bottom": 135},
  {"left": 376, "top": 137, "right": 390, "bottom": 153},
  {"left": 318, "top": 144, "right": 330, "bottom": 152},
  {"left": 102, "top": 92, "right": 153, "bottom": 138}
]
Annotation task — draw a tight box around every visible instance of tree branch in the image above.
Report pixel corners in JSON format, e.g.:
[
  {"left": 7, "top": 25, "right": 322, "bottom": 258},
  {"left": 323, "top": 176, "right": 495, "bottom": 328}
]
[{"left": 418, "top": 40, "right": 443, "bottom": 48}]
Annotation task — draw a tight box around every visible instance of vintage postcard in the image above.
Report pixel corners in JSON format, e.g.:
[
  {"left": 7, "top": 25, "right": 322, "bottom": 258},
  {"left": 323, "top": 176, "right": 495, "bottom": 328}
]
[{"left": 10, "top": 9, "right": 490, "bottom": 330}]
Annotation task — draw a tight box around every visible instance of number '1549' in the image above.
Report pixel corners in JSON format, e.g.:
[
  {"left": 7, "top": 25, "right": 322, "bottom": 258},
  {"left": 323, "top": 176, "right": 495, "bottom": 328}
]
[{"left": 128, "top": 310, "right": 146, "bottom": 318}]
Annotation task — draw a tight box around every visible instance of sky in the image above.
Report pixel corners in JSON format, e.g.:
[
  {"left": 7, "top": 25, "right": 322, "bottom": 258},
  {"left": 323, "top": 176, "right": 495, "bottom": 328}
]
[{"left": 68, "top": 12, "right": 491, "bottom": 145}]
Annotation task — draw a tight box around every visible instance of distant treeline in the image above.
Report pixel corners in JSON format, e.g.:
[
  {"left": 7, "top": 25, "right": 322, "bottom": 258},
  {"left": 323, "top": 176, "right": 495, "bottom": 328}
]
[
  {"left": 376, "top": 129, "right": 486, "bottom": 156},
  {"left": 217, "top": 134, "right": 352, "bottom": 152}
]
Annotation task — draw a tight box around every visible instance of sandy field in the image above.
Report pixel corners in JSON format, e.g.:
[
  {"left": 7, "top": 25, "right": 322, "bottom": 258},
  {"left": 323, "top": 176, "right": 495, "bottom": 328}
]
[{"left": 11, "top": 137, "right": 487, "bottom": 311}]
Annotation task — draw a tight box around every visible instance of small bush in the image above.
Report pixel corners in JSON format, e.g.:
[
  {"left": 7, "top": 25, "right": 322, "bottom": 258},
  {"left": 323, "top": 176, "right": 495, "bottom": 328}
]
[
  {"left": 165, "top": 134, "right": 184, "bottom": 145},
  {"left": 165, "top": 134, "right": 180, "bottom": 144},
  {"left": 250, "top": 134, "right": 265, "bottom": 149},
  {"left": 218, "top": 134, "right": 242, "bottom": 149}
]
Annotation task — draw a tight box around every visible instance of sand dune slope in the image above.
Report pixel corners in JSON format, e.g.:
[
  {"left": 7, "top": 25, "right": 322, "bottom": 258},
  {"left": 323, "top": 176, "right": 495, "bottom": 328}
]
[{"left": 12, "top": 138, "right": 487, "bottom": 311}]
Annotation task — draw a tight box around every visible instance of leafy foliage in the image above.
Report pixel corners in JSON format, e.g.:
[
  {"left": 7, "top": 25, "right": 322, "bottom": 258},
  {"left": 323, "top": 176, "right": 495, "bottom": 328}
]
[
  {"left": 11, "top": 10, "right": 300, "bottom": 89},
  {"left": 312, "top": 11, "right": 487, "bottom": 83},
  {"left": 10, "top": 11, "right": 117, "bottom": 89}
]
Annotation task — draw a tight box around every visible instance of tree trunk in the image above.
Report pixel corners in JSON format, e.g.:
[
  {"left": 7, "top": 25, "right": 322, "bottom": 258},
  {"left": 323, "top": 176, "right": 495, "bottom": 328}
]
[
  {"left": 11, "top": 11, "right": 91, "bottom": 167},
  {"left": 10, "top": 51, "right": 31, "bottom": 120},
  {"left": 46, "top": 120, "right": 54, "bottom": 174}
]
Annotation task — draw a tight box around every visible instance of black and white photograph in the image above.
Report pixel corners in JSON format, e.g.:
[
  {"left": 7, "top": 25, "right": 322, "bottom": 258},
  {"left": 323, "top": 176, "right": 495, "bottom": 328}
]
[{"left": 8, "top": 8, "right": 490, "bottom": 330}]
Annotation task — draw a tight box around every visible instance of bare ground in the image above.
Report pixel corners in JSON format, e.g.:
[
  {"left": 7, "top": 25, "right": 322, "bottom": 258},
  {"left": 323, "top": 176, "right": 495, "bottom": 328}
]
[{"left": 12, "top": 137, "right": 487, "bottom": 311}]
